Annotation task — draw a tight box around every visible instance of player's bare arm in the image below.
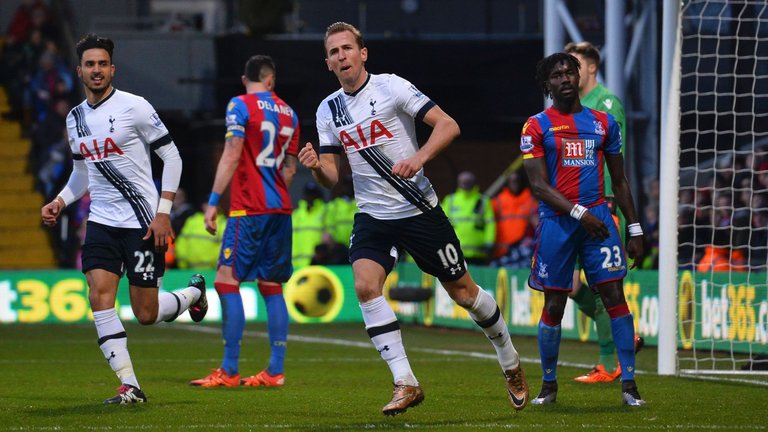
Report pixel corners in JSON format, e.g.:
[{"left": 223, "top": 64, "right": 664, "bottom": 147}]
[
  {"left": 298, "top": 142, "right": 340, "bottom": 188},
  {"left": 523, "top": 156, "right": 608, "bottom": 239},
  {"left": 206, "top": 135, "right": 244, "bottom": 234},
  {"left": 283, "top": 154, "right": 298, "bottom": 187},
  {"left": 392, "top": 105, "right": 460, "bottom": 178},
  {"left": 605, "top": 153, "right": 644, "bottom": 267}
]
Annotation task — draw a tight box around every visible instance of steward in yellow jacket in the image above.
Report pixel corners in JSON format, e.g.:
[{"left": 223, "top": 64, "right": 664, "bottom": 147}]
[
  {"left": 175, "top": 209, "right": 227, "bottom": 269},
  {"left": 441, "top": 171, "right": 495, "bottom": 265}
]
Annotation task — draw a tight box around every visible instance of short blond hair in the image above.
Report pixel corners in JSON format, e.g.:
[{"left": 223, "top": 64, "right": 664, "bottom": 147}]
[
  {"left": 564, "top": 41, "right": 601, "bottom": 65},
  {"left": 324, "top": 21, "right": 364, "bottom": 54}
]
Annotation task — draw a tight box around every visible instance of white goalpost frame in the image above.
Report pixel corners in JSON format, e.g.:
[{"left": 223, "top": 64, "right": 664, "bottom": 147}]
[
  {"left": 658, "top": 0, "right": 682, "bottom": 376},
  {"left": 665, "top": 0, "right": 768, "bottom": 379}
]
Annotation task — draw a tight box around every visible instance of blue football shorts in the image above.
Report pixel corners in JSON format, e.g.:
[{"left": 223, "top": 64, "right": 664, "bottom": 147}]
[
  {"left": 219, "top": 213, "right": 293, "bottom": 283},
  {"left": 528, "top": 203, "right": 627, "bottom": 291}
]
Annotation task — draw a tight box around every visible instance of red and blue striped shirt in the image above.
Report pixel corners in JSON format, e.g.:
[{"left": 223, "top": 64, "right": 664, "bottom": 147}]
[
  {"left": 520, "top": 106, "right": 622, "bottom": 218},
  {"left": 225, "top": 91, "right": 300, "bottom": 216}
]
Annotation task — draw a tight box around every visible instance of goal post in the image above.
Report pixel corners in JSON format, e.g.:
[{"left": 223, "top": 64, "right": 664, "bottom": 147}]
[
  {"left": 662, "top": 0, "right": 768, "bottom": 377},
  {"left": 658, "top": 0, "right": 682, "bottom": 376}
]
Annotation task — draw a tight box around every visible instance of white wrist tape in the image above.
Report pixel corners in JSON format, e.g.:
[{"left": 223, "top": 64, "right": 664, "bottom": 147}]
[
  {"left": 570, "top": 204, "right": 588, "bottom": 220},
  {"left": 157, "top": 198, "right": 173, "bottom": 214},
  {"left": 628, "top": 223, "right": 644, "bottom": 237}
]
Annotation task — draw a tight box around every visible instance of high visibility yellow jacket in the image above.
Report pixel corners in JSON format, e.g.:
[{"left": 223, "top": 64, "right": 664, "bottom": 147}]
[
  {"left": 442, "top": 187, "right": 496, "bottom": 261},
  {"left": 175, "top": 212, "right": 227, "bottom": 269},
  {"left": 292, "top": 198, "right": 326, "bottom": 268},
  {"left": 324, "top": 197, "right": 357, "bottom": 246}
]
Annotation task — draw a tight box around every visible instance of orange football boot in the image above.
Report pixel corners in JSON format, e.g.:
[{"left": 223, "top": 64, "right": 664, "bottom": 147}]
[
  {"left": 189, "top": 368, "right": 241, "bottom": 387},
  {"left": 241, "top": 369, "right": 285, "bottom": 387}
]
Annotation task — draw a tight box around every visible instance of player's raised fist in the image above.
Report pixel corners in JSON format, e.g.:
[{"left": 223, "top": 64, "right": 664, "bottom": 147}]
[{"left": 299, "top": 142, "right": 319, "bottom": 169}]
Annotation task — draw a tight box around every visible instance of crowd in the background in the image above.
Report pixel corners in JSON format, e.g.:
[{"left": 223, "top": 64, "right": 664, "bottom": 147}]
[
  {"left": 1, "top": 2, "right": 764, "bottom": 273},
  {"left": 1, "top": 0, "right": 85, "bottom": 267},
  {"left": 679, "top": 151, "right": 768, "bottom": 273}
]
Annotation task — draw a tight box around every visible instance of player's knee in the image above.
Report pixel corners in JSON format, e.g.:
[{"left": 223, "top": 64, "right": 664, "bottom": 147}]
[
  {"left": 595, "top": 282, "right": 625, "bottom": 308},
  {"left": 542, "top": 296, "right": 568, "bottom": 324},
  {"left": 134, "top": 309, "right": 157, "bottom": 325}
]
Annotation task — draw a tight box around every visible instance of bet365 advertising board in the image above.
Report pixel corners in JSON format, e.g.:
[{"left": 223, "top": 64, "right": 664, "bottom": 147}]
[{"left": 1, "top": 265, "right": 766, "bottom": 354}]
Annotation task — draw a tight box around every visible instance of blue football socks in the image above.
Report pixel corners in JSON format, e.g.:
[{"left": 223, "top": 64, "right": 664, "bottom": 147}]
[
  {"left": 220, "top": 292, "right": 245, "bottom": 376},
  {"left": 538, "top": 320, "right": 562, "bottom": 382},
  {"left": 610, "top": 313, "right": 636, "bottom": 381},
  {"left": 263, "top": 293, "right": 288, "bottom": 375}
]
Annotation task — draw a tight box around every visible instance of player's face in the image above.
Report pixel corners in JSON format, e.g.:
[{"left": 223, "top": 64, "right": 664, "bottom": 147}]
[
  {"left": 77, "top": 48, "right": 114, "bottom": 94},
  {"left": 547, "top": 60, "right": 579, "bottom": 102},
  {"left": 325, "top": 30, "right": 368, "bottom": 90}
]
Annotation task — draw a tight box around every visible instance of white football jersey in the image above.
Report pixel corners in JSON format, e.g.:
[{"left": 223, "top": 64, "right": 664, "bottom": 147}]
[
  {"left": 66, "top": 88, "right": 169, "bottom": 229},
  {"left": 316, "top": 73, "right": 439, "bottom": 220}
]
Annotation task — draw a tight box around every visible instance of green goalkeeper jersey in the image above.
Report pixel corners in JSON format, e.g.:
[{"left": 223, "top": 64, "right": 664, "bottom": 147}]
[{"left": 581, "top": 82, "right": 626, "bottom": 194}]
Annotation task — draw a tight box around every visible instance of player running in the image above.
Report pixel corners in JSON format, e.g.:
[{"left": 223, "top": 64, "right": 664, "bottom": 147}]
[
  {"left": 41, "top": 33, "right": 208, "bottom": 405},
  {"left": 299, "top": 21, "right": 529, "bottom": 416}
]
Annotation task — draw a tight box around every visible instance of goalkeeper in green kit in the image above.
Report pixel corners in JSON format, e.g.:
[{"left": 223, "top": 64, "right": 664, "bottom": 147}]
[{"left": 564, "top": 41, "right": 643, "bottom": 383}]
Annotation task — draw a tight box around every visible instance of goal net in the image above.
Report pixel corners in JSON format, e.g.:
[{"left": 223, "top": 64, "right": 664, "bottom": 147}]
[{"left": 676, "top": 0, "right": 768, "bottom": 375}]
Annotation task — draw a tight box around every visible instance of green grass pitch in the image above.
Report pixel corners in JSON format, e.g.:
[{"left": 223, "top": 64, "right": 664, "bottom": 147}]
[{"left": 1, "top": 322, "right": 765, "bottom": 431}]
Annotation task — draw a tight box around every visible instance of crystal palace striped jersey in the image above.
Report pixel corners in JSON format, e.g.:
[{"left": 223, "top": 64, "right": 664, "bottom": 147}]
[
  {"left": 316, "top": 73, "right": 438, "bottom": 220},
  {"left": 224, "top": 91, "right": 299, "bottom": 216},
  {"left": 66, "top": 88, "right": 172, "bottom": 229},
  {"left": 520, "top": 106, "right": 622, "bottom": 218}
]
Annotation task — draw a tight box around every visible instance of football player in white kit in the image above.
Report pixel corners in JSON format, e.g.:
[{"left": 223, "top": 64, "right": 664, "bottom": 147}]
[
  {"left": 298, "top": 22, "right": 529, "bottom": 415},
  {"left": 41, "top": 34, "right": 208, "bottom": 405}
]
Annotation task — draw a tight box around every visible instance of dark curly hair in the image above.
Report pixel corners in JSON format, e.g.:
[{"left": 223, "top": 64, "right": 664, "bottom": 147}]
[{"left": 535, "top": 52, "right": 581, "bottom": 99}]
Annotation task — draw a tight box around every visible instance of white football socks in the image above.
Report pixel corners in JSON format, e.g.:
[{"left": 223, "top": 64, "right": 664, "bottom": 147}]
[
  {"left": 467, "top": 287, "right": 520, "bottom": 371},
  {"left": 93, "top": 308, "right": 140, "bottom": 388},
  {"left": 155, "top": 286, "right": 200, "bottom": 323},
  {"left": 360, "top": 296, "right": 418, "bottom": 386}
]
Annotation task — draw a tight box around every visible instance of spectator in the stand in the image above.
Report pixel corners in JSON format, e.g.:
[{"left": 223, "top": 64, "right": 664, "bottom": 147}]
[
  {"left": 678, "top": 188, "right": 696, "bottom": 269},
  {"left": 641, "top": 203, "right": 659, "bottom": 269},
  {"left": 292, "top": 181, "right": 326, "bottom": 268},
  {"left": 37, "top": 124, "right": 70, "bottom": 200},
  {"left": 170, "top": 187, "right": 196, "bottom": 235},
  {"left": 311, "top": 232, "right": 349, "bottom": 265},
  {"left": 442, "top": 171, "right": 495, "bottom": 265},
  {"left": 693, "top": 188, "right": 713, "bottom": 263},
  {"left": 27, "top": 50, "right": 73, "bottom": 122},
  {"left": 30, "top": 97, "right": 69, "bottom": 179},
  {"left": 175, "top": 204, "right": 226, "bottom": 269},
  {"left": 491, "top": 170, "right": 537, "bottom": 263},
  {"left": 697, "top": 240, "right": 748, "bottom": 273},
  {"left": 72, "top": 193, "right": 91, "bottom": 270},
  {"left": 4, "top": 0, "right": 45, "bottom": 46},
  {"left": 713, "top": 191, "right": 733, "bottom": 228}
]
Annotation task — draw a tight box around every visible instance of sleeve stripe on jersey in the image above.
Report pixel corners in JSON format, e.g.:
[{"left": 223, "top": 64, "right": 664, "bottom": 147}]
[
  {"left": 319, "top": 145, "right": 342, "bottom": 154},
  {"left": 359, "top": 146, "right": 433, "bottom": 212},
  {"left": 72, "top": 105, "right": 91, "bottom": 138},
  {"left": 73, "top": 154, "right": 85, "bottom": 161},
  {"left": 415, "top": 100, "right": 436, "bottom": 123},
  {"left": 328, "top": 95, "right": 354, "bottom": 127},
  {"left": 94, "top": 160, "right": 154, "bottom": 229},
  {"left": 149, "top": 134, "right": 173, "bottom": 151}
]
